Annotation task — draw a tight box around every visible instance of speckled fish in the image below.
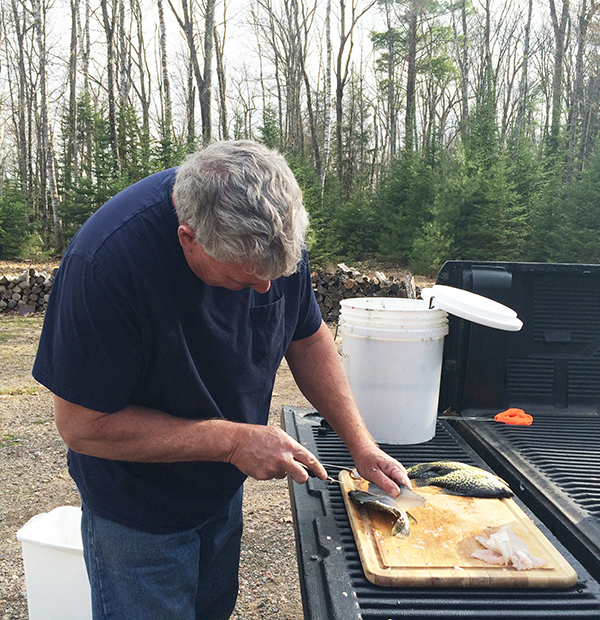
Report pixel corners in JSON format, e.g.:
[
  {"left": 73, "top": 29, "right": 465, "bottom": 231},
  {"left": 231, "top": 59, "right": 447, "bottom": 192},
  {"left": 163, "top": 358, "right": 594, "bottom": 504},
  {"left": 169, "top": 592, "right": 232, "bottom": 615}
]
[
  {"left": 348, "top": 484, "right": 425, "bottom": 538},
  {"left": 406, "top": 460, "right": 513, "bottom": 498}
]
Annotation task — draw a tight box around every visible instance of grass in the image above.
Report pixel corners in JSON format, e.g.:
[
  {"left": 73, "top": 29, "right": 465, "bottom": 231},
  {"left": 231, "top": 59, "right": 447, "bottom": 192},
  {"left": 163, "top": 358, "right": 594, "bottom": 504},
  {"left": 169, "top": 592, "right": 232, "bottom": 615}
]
[
  {"left": 0, "top": 432, "right": 20, "bottom": 447},
  {"left": 0, "top": 385, "right": 39, "bottom": 396}
]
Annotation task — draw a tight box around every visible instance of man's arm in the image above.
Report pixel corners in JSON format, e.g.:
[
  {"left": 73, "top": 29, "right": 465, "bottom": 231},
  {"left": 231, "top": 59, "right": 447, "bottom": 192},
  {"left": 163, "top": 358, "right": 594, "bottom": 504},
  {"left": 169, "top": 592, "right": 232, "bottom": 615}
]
[
  {"left": 53, "top": 395, "right": 327, "bottom": 484},
  {"left": 285, "top": 321, "right": 412, "bottom": 496}
]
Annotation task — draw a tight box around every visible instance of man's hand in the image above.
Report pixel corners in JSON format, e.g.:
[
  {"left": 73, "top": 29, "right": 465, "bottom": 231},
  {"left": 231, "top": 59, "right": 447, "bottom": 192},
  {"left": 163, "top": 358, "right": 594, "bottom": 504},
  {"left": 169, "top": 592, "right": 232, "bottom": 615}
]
[
  {"left": 227, "top": 424, "right": 327, "bottom": 484},
  {"left": 352, "top": 446, "right": 413, "bottom": 497}
]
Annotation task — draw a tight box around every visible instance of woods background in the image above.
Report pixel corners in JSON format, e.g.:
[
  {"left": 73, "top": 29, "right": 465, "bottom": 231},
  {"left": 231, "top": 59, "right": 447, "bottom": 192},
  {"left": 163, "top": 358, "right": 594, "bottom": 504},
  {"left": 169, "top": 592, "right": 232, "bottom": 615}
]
[{"left": 0, "top": 0, "right": 599, "bottom": 275}]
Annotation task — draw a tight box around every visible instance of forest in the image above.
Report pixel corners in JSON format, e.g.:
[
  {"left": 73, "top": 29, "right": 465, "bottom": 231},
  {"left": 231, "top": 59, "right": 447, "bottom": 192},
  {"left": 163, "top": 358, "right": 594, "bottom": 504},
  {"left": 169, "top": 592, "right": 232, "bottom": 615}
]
[{"left": 0, "top": 0, "right": 599, "bottom": 275}]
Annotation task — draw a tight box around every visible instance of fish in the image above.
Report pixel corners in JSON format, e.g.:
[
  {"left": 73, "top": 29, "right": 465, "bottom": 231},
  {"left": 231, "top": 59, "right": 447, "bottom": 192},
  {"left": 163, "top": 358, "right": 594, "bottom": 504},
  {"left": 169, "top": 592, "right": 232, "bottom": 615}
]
[
  {"left": 406, "top": 460, "right": 513, "bottom": 498},
  {"left": 472, "top": 524, "right": 546, "bottom": 570},
  {"left": 365, "top": 482, "right": 427, "bottom": 510},
  {"left": 348, "top": 483, "right": 425, "bottom": 538}
]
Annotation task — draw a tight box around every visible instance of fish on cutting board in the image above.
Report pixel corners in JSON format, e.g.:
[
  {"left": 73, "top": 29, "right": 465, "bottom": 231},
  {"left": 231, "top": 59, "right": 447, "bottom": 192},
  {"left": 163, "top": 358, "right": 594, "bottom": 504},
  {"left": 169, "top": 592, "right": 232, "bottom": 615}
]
[
  {"left": 472, "top": 524, "right": 547, "bottom": 570},
  {"left": 406, "top": 460, "right": 513, "bottom": 498},
  {"left": 339, "top": 469, "right": 578, "bottom": 588},
  {"left": 348, "top": 482, "right": 425, "bottom": 538}
]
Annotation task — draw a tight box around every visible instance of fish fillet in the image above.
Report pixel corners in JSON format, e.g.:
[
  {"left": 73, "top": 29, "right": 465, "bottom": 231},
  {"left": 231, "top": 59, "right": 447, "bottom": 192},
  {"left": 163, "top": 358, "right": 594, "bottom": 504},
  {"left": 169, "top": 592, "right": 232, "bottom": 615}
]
[{"left": 472, "top": 524, "right": 546, "bottom": 570}]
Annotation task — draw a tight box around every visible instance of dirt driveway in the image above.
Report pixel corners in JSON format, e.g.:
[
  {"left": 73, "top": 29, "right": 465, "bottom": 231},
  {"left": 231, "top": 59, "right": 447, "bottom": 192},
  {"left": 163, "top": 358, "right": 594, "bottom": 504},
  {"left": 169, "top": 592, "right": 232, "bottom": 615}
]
[{"left": 0, "top": 310, "right": 328, "bottom": 620}]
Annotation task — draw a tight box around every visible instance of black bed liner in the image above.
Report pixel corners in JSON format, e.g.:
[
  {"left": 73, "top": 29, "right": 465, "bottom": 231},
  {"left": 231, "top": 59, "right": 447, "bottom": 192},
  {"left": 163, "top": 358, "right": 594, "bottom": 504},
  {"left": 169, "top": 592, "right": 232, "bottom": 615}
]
[
  {"left": 436, "top": 261, "right": 600, "bottom": 582},
  {"left": 283, "top": 406, "right": 600, "bottom": 620}
]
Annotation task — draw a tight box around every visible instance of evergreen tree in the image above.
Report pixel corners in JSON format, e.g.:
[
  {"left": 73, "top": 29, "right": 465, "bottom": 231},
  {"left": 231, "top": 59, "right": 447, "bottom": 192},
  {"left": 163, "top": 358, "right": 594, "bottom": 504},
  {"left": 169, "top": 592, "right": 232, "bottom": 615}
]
[
  {"left": 0, "top": 182, "right": 30, "bottom": 258},
  {"left": 377, "top": 150, "right": 435, "bottom": 263}
]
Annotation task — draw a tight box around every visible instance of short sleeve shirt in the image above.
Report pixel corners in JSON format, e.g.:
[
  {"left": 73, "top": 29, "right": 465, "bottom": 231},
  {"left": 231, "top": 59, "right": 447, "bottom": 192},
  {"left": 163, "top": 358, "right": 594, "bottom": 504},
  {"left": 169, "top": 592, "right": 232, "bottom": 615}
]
[{"left": 33, "top": 168, "right": 322, "bottom": 533}]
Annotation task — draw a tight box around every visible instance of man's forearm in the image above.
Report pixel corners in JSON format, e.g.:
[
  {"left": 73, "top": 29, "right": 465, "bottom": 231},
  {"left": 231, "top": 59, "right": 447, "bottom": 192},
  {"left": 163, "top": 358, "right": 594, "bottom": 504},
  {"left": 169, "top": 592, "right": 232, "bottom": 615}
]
[
  {"left": 53, "top": 394, "right": 240, "bottom": 462},
  {"left": 52, "top": 394, "right": 327, "bottom": 483},
  {"left": 285, "top": 322, "right": 377, "bottom": 457}
]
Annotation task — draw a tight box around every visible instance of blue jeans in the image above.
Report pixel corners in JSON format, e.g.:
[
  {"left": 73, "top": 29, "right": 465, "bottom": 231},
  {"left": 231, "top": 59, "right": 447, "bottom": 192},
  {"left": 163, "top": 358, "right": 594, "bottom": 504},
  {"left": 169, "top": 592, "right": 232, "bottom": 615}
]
[{"left": 81, "top": 489, "right": 243, "bottom": 620}]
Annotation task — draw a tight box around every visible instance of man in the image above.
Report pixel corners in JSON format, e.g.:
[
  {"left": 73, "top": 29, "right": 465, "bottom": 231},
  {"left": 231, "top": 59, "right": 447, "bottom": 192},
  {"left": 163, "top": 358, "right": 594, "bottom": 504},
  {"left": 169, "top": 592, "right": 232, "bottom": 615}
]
[{"left": 33, "top": 140, "right": 411, "bottom": 619}]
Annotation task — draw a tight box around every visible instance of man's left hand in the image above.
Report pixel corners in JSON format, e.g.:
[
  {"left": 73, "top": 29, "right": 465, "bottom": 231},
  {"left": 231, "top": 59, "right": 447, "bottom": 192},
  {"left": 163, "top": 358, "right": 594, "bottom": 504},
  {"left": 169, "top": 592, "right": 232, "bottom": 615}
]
[{"left": 352, "top": 447, "right": 412, "bottom": 498}]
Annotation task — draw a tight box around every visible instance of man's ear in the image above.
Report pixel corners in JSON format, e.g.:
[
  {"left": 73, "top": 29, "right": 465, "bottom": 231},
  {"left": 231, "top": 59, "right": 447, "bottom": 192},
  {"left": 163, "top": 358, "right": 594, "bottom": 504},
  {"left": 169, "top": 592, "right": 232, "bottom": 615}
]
[{"left": 177, "top": 223, "right": 196, "bottom": 249}]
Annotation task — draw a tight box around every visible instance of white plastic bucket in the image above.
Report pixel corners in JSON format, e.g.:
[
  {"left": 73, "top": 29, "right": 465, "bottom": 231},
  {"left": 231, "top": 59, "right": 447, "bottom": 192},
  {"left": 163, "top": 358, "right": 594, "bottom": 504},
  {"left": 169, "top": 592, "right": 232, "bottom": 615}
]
[
  {"left": 340, "top": 297, "right": 449, "bottom": 444},
  {"left": 16, "top": 506, "right": 92, "bottom": 620}
]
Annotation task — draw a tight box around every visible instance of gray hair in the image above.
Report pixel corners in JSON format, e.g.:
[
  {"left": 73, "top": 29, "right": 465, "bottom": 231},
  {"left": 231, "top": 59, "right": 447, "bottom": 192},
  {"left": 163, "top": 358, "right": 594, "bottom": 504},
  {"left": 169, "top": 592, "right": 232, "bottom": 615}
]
[{"left": 173, "top": 140, "right": 309, "bottom": 279}]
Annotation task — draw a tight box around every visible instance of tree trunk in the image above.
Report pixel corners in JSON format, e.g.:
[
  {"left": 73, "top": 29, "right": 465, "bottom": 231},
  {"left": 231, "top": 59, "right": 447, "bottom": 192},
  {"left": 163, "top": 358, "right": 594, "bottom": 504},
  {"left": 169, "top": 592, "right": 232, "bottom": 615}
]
[
  {"left": 405, "top": 2, "right": 418, "bottom": 152},
  {"left": 168, "top": 0, "right": 209, "bottom": 146},
  {"left": 101, "top": 0, "right": 120, "bottom": 172},
  {"left": 201, "top": 0, "right": 216, "bottom": 144},
  {"left": 321, "top": 0, "right": 332, "bottom": 189},
  {"left": 214, "top": 5, "right": 229, "bottom": 141},
  {"left": 67, "top": 0, "right": 79, "bottom": 186},
  {"left": 334, "top": 0, "right": 376, "bottom": 193},
  {"left": 295, "top": 0, "right": 321, "bottom": 174},
  {"left": 157, "top": 0, "right": 173, "bottom": 160},
  {"left": 548, "top": 0, "right": 569, "bottom": 153},
  {"left": 567, "top": 0, "right": 597, "bottom": 183},
  {"left": 452, "top": 0, "right": 469, "bottom": 140},
  {"left": 514, "top": 0, "right": 533, "bottom": 157},
  {"left": 187, "top": 56, "right": 196, "bottom": 151},
  {"left": 385, "top": 0, "right": 396, "bottom": 158},
  {"left": 132, "top": 0, "right": 151, "bottom": 163},
  {"left": 34, "top": 0, "right": 62, "bottom": 249},
  {"left": 10, "top": 0, "right": 30, "bottom": 215}
]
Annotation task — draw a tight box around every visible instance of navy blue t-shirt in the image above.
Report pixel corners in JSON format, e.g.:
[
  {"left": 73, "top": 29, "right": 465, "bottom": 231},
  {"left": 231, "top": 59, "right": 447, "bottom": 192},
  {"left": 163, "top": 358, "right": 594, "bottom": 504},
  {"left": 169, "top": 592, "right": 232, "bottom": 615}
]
[{"left": 33, "top": 168, "right": 322, "bottom": 533}]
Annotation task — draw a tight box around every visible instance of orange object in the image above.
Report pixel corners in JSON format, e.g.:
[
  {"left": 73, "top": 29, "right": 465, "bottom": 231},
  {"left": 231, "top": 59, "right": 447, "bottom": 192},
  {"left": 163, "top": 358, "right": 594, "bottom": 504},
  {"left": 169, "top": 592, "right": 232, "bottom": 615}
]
[{"left": 494, "top": 408, "right": 533, "bottom": 426}]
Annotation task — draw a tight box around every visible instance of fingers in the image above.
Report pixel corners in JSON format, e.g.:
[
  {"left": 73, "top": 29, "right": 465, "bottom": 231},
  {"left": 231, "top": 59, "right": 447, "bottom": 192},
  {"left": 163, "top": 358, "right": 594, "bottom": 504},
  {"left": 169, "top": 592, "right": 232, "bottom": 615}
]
[
  {"left": 355, "top": 452, "right": 413, "bottom": 497},
  {"left": 228, "top": 424, "right": 326, "bottom": 484},
  {"left": 291, "top": 458, "right": 328, "bottom": 484}
]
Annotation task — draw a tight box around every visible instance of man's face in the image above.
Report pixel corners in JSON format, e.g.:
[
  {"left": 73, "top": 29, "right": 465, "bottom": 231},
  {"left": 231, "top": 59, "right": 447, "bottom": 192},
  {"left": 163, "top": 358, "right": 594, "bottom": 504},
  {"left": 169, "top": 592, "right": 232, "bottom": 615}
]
[{"left": 178, "top": 224, "right": 272, "bottom": 293}]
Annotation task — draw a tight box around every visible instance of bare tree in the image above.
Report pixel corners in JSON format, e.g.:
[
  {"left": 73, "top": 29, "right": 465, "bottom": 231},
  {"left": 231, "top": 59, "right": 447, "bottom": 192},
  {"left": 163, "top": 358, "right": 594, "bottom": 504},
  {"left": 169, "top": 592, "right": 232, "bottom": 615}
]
[
  {"left": 8, "top": 0, "right": 31, "bottom": 213},
  {"left": 157, "top": 0, "right": 173, "bottom": 157},
  {"left": 452, "top": 0, "right": 470, "bottom": 140},
  {"left": 295, "top": 0, "right": 321, "bottom": 173},
  {"left": 202, "top": 0, "right": 216, "bottom": 144},
  {"left": 322, "top": 0, "right": 333, "bottom": 187},
  {"left": 131, "top": 0, "right": 151, "bottom": 159},
  {"left": 548, "top": 0, "right": 570, "bottom": 152},
  {"left": 567, "top": 0, "right": 597, "bottom": 183},
  {"left": 334, "top": 0, "right": 377, "bottom": 191},
  {"left": 33, "top": 0, "right": 62, "bottom": 248},
  {"left": 514, "top": 0, "right": 533, "bottom": 156},
  {"left": 67, "top": 0, "right": 79, "bottom": 186},
  {"left": 101, "top": 0, "right": 120, "bottom": 172},
  {"left": 405, "top": 0, "right": 421, "bottom": 152},
  {"left": 214, "top": 0, "right": 229, "bottom": 140},
  {"left": 169, "top": 0, "right": 215, "bottom": 145}
]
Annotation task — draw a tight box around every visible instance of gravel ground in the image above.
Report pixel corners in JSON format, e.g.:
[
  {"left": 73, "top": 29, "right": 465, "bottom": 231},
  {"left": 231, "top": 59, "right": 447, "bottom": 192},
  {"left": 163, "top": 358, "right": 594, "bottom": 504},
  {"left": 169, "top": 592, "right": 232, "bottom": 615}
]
[
  {"left": 0, "top": 307, "right": 316, "bottom": 620},
  {"left": 0, "top": 260, "right": 432, "bottom": 618}
]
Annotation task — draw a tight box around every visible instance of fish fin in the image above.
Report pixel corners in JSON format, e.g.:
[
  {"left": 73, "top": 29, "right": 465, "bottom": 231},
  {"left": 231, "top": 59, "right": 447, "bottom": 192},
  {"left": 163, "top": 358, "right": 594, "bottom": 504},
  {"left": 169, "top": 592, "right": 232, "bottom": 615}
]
[
  {"left": 440, "top": 488, "right": 464, "bottom": 496},
  {"left": 406, "top": 512, "right": 418, "bottom": 524},
  {"left": 391, "top": 519, "right": 410, "bottom": 538}
]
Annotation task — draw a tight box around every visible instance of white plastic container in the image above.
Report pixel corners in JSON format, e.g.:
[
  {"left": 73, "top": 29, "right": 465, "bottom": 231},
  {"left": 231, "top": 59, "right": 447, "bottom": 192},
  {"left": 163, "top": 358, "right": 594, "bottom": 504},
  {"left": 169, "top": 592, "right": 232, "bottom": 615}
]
[
  {"left": 340, "top": 298, "right": 449, "bottom": 444},
  {"left": 17, "top": 506, "right": 92, "bottom": 620},
  {"left": 340, "top": 288, "right": 522, "bottom": 444}
]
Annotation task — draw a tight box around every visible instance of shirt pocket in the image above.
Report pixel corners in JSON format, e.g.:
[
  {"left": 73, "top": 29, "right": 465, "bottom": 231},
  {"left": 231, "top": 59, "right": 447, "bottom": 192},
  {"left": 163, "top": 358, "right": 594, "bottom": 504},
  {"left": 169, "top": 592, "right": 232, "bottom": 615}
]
[{"left": 251, "top": 296, "right": 286, "bottom": 362}]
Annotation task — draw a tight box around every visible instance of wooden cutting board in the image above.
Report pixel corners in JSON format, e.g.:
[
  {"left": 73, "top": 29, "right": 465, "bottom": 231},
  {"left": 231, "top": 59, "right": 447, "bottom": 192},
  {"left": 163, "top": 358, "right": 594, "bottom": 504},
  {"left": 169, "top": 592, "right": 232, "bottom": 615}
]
[{"left": 339, "top": 470, "right": 578, "bottom": 588}]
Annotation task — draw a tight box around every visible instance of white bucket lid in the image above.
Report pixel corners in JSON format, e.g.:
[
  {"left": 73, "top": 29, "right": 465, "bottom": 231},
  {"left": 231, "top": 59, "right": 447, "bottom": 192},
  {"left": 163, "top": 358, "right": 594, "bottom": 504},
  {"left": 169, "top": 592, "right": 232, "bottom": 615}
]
[{"left": 421, "top": 285, "right": 523, "bottom": 331}]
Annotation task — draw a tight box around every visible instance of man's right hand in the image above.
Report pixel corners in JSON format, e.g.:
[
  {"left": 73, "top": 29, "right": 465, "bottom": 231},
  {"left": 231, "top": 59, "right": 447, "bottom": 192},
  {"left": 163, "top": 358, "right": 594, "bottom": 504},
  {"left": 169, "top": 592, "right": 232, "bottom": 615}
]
[{"left": 226, "top": 424, "right": 327, "bottom": 484}]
